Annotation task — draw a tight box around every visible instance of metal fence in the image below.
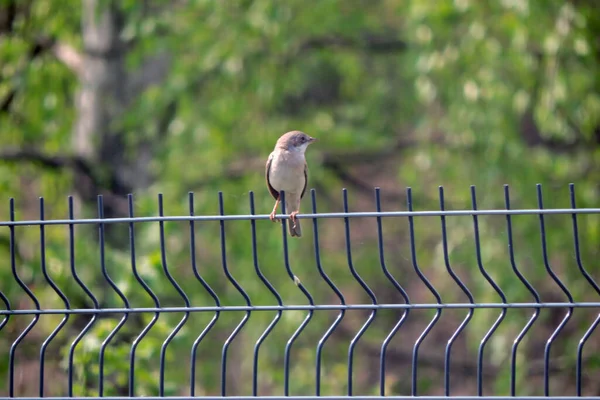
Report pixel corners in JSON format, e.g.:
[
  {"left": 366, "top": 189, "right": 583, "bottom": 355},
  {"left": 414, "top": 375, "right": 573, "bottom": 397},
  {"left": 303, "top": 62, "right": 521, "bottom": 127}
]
[{"left": 1, "top": 184, "right": 599, "bottom": 399}]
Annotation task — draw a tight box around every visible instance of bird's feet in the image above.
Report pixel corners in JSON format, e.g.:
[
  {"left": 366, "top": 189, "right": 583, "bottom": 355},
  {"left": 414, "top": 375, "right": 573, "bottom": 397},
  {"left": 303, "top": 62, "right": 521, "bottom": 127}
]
[
  {"left": 290, "top": 211, "right": 299, "bottom": 228},
  {"left": 270, "top": 199, "right": 280, "bottom": 222}
]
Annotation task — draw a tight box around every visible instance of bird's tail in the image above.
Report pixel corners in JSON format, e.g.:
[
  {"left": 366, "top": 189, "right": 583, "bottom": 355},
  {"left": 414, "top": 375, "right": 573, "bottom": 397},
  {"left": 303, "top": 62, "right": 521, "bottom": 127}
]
[{"left": 288, "top": 218, "right": 302, "bottom": 237}]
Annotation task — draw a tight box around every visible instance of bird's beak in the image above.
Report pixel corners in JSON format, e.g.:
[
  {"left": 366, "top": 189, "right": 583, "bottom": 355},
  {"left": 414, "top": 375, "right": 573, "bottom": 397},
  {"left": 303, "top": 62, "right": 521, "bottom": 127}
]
[{"left": 309, "top": 137, "right": 318, "bottom": 142}]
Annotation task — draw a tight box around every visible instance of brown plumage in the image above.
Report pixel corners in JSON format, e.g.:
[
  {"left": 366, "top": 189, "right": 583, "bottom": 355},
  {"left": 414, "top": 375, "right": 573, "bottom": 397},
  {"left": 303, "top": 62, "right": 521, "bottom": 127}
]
[{"left": 266, "top": 131, "right": 317, "bottom": 237}]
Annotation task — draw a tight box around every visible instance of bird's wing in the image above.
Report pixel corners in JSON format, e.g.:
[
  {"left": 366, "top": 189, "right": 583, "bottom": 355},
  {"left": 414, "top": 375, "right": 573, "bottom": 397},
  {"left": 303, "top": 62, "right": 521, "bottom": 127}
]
[
  {"left": 265, "top": 153, "right": 279, "bottom": 200},
  {"left": 301, "top": 161, "right": 308, "bottom": 199}
]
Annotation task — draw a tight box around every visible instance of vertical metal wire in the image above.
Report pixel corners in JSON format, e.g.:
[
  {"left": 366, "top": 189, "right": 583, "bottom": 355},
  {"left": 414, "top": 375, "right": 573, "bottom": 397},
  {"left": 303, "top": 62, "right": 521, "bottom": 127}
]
[
  {"left": 249, "top": 191, "right": 283, "bottom": 396},
  {"left": 0, "top": 289, "right": 8, "bottom": 396},
  {"left": 312, "top": 188, "right": 346, "bottom": 396},
  {"left": 536, "top": 184, "right": 574, "bottom": 396},
  {"left": 97, "top": 195, "right": 131, "bottom": 396},
  {"left": 0, "top": 218, "right": 10, "bottom": 376},
  {"left": 38, "top": 197, "right": 71, "bottom": 397},
  {"left": 128, "top": 194, "right": 161, "bottom": 397},
  {"left": 439, "top": 187, "right": 474, "bottom": 396},
  {"left": 189, "top": 192, "right": 221, "bottom": 396},
  {"left": 157, "top": 193, "right": 191, "bottom": 396},
  {"left": 407, "top": 188, "right": 442, "bottom": 396},
  {"left": 376, "top": 188, "right": 410, "bottom": 396},
  {"left": 279, "top": 191, "right": 315, "bottom": 396},
  {"left": 67, "top": 196, "right": 99, "bottom": 397},
  {"left": 218, "top": 192, "right": 251, "bottom": 396},
  {"left": 0, "top": 278, "right": 10, "bottom": 333},
  {"left": 571, "top": 184, "right": 600, "bottom": 396},
  {"left": 505, "top": 184, "right": 540, "bottom": 396},
  {"left": 342, "top": 188, "right": 378, "bottom": 396},
  {"left": 8, "top": 198, "right": 41, "bottom": 397},
  {"left": 471, "top": 185, "right": 507, "bottom": 396}
]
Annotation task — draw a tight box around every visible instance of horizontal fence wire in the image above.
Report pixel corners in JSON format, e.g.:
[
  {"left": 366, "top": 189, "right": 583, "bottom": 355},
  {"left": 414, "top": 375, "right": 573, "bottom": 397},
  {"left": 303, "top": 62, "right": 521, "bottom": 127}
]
[
  {"left": 0, "top": 184, "right": 599, "bottom": 399},
  {"left": 5, "top": 397, "right": 600, "bottom": 400},
  {"left": 3, "top": 397, "right": 600, "bottom": 400},
  {"left": 1, "top": 207, "right": 600, "bottom": 226}
]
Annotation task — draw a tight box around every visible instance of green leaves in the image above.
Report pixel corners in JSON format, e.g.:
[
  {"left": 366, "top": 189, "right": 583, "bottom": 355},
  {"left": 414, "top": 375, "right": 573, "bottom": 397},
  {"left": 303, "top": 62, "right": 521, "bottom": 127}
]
[{"left": 1, "top": 0, "right": 599, "bottom": 396}]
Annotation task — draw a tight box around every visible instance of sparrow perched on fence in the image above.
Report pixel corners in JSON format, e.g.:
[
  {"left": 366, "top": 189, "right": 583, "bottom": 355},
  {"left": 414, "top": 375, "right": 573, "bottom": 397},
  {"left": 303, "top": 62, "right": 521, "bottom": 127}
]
[{"left": 266, "top": 131, "right": 317, "bottom": 237}]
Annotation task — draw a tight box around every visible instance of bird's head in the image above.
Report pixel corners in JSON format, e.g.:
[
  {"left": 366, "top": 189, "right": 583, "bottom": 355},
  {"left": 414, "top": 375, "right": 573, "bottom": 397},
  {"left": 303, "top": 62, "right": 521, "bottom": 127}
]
[{"left": 277, "top": 130, "right": 317, "bottom": 153}]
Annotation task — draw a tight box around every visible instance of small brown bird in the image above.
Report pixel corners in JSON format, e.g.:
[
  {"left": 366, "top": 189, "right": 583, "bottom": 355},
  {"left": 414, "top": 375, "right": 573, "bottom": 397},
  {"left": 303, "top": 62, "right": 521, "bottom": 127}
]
[{"left": 266, "top": 130, "right": 317, "bottom": 237}]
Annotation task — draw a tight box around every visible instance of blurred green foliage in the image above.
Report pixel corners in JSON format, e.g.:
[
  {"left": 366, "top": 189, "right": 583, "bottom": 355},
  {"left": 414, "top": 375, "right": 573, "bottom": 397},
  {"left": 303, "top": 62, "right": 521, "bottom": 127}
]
[{"left": 0, "top": 0, "right": 599, "bottom": 397}]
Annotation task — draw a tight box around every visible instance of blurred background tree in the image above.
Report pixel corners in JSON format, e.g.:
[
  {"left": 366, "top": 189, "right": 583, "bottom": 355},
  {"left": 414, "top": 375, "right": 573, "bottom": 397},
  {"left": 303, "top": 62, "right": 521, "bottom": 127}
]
[{"left": 0, "top": 0, "right": 598, "bottom": 397}]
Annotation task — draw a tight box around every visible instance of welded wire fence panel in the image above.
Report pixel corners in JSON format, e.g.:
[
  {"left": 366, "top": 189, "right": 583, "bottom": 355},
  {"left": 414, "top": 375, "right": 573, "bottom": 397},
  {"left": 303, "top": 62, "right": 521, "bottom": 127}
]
[{"left": 0, "top": 184, "right": 599, "bottom": 399}]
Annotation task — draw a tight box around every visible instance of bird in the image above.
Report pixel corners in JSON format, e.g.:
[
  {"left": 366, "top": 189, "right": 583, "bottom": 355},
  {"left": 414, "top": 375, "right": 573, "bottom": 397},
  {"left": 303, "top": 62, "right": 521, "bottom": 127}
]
[{"left": 265, "top": 130, "right": 317, "bottom": 237}]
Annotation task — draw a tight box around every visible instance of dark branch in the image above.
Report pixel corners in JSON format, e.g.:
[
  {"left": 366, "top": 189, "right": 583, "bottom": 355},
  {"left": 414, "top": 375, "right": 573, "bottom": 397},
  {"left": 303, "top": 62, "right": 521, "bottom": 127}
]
[
  {"left": 321, "top": 157, "right": 403, "bottom": 202},
  {"left": 518, "top": 54, "right": 597, "bottom": 154},
  {"left": 1, "top": 36, "right": 82, "bottom": 114},
  {"left": 0, "top": 0, "right": 17, "bottom": 35},
  {"left": 0, "top": 90, "right": 16, "bottom": 114},
  {"left": 0, "top": 147, "right": 131, "bottom": 217},
  {"left": 299, "top": 34, "right": 408, "bottom": 54},
  {"left": 0, "top": 147, "right": 91, "bottom": 173},
  {"left": 519, "top": 109, "right": 593, "bottom": 153},
  {"left": 0, "top": 36, "right": 53, "bottom": 114},
  {"left": 320, "top": 137, "right": 417, "bottom": 165}
]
